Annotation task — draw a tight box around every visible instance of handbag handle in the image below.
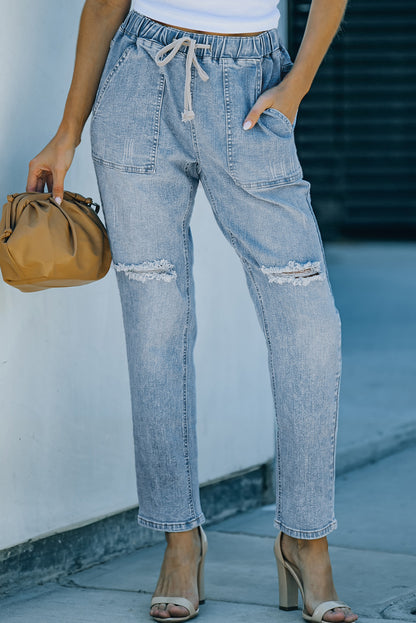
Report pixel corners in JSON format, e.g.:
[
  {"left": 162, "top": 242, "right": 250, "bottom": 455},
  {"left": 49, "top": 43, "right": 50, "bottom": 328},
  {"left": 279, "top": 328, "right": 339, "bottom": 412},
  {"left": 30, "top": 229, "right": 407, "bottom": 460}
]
[
  {"left": 0, "top": 192, "right": 101, "bottom": 243},
  {"left": 64, "top": 192, "right": 101, "bottom": 214}
]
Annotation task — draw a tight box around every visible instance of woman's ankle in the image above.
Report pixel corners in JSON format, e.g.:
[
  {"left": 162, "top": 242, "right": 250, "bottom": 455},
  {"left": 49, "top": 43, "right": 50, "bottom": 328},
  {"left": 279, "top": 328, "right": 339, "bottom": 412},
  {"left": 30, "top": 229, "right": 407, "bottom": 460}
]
[
  {"left": 165, "top": 528, "right": 201, "bottom": 550},
  {"left": 285, "top": 534, "right": 329, "bottom": 550}
]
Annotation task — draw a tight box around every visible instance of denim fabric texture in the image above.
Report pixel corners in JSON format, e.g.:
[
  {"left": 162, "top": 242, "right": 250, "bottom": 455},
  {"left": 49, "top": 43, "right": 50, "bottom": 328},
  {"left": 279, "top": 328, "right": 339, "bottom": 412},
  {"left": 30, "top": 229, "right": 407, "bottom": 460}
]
[{"left": 90, "top": 10, "right": 342, "bottom": 538}]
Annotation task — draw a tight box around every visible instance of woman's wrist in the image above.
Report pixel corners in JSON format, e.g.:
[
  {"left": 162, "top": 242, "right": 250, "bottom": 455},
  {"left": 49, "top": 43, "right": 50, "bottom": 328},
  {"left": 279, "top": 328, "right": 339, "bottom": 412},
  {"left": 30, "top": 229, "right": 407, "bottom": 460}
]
[
  {"left": 280, "top": 67, "right": 313, "bottom": 100},
  {"left": 55, "top": 121, "right": 83, "bottom": 148}
]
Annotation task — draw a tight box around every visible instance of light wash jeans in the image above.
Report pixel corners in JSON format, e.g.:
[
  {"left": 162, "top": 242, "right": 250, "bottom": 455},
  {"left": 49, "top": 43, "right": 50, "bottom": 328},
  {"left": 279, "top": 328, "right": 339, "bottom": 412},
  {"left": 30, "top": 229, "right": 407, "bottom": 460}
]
[{"left": 90, "top": 10, "right": 342, "bottom": 539}]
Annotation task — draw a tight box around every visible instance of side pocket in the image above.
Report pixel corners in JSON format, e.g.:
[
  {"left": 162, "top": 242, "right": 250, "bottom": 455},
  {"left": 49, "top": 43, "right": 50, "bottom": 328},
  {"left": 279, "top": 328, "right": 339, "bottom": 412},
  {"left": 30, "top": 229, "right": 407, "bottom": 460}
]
[
  {"left": 91, "top": 35, "right": 136, "bottom": 121},
  {"left": 265, "top": 106, "right": 295, "bottom": 131},
  {"left": 90, "top": 41, "right": 165, "bottom": 174},
  {"left": 224, "top": 55, "right": 302, "bottom": 190}
]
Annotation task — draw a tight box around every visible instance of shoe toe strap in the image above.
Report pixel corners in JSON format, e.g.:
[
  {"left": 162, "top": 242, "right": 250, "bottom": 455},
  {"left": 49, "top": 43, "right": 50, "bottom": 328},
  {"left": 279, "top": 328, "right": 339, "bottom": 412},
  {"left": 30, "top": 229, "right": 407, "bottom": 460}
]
[
  {"left": 150, "top": 596, "right": 197, "bottom": 616},
  {"left": 311, "top": 600, "right": 350, "bottom": 622}
]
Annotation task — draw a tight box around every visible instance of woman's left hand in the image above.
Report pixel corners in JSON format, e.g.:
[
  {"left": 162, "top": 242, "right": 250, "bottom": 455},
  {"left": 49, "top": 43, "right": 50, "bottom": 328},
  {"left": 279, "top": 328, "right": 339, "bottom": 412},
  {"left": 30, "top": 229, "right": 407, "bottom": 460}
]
[{"left": 242, "top": 80, "right": 302, "bottom": 130}]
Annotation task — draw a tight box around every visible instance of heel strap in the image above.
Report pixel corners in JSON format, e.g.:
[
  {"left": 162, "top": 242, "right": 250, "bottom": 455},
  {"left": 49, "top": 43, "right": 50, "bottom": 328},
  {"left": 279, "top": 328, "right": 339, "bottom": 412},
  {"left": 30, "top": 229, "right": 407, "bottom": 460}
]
[
  {"left": 305, "top": 600, "right": 350, "bottom": 622},
  {"left": 150, "top": 597, "right": 197, "bottom": 616},
  {"left": 199, "top": 526, "right": 208, "bottom": 556}
]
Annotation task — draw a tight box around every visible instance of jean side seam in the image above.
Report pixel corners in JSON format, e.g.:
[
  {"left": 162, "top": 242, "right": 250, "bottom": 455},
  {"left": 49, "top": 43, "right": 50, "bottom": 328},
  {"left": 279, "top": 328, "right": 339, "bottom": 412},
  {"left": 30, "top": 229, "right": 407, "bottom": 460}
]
[
  {"left": 330, "top": 321, "right": 342, "bottom": 509},
  {"left": 305, "top": 185, "right": 336, "bottom": 299},
  {"left": 182, "top": 163, "right": 198, "bottom": 519},
  {"left": 227, "top": 237, "right": 282, "bottom": 527},
  {"left": 305, "top": 185, "right": 342, "bottom": 512}
]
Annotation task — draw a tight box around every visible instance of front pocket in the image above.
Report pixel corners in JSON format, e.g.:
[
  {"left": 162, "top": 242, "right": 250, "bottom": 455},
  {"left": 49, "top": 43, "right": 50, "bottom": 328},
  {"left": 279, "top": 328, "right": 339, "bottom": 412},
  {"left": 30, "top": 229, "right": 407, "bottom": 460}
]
[
  {"left": 265, "top": 106, "right": 295, "bottom": 130},
  {"left": 90, "top": 41, "right": 165, "bottom": 174},
  {"left": 224, "top": 58, "right": 303, "bottom": 189}
]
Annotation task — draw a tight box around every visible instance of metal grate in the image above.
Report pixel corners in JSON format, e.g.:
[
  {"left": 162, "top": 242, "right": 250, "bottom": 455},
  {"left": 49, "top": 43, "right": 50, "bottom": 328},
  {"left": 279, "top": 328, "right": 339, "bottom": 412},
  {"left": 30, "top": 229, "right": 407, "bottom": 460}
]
[{"left": 289, "top": 0, "right": 416, "bottom": 238}]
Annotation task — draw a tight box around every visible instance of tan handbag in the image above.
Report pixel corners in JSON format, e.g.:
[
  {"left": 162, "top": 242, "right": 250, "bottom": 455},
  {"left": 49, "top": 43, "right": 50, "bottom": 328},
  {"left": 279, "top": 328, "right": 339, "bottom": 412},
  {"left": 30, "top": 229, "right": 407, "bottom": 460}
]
[{"left": 0, "top": 191, "right": 112, "bottom": 292}]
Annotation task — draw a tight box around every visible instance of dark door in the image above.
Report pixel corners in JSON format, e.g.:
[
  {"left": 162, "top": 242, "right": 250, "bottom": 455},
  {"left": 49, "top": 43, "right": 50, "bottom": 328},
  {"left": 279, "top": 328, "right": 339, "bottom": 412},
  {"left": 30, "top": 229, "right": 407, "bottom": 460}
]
[{"left": 289, "top": 0, "right": 416, "bottom": 239}]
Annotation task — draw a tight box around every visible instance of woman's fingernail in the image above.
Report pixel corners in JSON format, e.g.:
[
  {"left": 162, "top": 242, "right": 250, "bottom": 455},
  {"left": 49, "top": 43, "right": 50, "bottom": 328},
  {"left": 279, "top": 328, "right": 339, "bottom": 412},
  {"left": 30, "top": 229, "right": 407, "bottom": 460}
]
[
  {"left": 54, "top": 197, "right": 62, "bottom": 205},
  {"left": 243, "top": 120, "right": 252, "bottom": 130}
]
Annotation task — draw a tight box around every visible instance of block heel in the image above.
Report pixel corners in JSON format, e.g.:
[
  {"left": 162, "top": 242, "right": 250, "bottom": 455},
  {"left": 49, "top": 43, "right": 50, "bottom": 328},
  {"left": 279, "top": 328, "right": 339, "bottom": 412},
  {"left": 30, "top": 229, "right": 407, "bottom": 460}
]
[
  {"left": 276, "top": 555, "right": 299, "bottom": 610},
  {"left": 274, "top": 532, "right": 354, "bottom": 623},
  {"left": 197, "top": 527, "right": 207, "bottom": 604}
]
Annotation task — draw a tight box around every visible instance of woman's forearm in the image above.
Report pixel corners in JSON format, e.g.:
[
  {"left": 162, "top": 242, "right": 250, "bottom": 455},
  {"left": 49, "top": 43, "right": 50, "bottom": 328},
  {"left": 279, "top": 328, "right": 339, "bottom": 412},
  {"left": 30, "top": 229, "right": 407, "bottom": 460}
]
[
  {"left": 284, "top": 0, "right": 348, "bottom": 98},
  {"left": 58, "top": 0, "right": 131, "bottom": 146},
  {"left": 243, "top": 0, "right": 348, "bottom": 128}
]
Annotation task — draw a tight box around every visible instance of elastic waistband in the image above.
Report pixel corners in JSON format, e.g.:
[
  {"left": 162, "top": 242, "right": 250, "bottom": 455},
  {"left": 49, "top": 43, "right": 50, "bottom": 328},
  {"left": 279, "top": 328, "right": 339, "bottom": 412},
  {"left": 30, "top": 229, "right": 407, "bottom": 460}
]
[{"left": 122, "top": 10, "right": 282, "bottom": 59}]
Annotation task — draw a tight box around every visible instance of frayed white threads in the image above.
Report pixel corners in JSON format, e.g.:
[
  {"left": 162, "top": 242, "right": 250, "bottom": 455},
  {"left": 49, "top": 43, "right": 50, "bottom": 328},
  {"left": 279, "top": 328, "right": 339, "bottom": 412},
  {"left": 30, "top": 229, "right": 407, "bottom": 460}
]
[
  {"left": 261, "top": 260, "right": 323, "bottom": 286},
  {"left": 114, "top": 260, "right": 177, "bottom": 283}
]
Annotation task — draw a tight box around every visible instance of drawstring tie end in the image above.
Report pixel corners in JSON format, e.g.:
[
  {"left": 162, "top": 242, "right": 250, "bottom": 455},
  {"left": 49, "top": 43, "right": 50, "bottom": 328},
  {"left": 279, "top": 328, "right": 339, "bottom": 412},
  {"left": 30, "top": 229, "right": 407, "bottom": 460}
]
[
  {"left": 182, "top": 110, "right": 195, "bottom": 122},
  {"left": 155, "top": 36, "right": 211, "bottom": 122}
]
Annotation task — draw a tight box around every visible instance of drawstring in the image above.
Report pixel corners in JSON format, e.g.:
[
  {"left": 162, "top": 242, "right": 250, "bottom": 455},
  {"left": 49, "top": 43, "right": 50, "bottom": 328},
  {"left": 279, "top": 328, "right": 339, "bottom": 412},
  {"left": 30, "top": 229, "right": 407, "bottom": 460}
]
[{"left": 155, "top": 36, "right": 211, "bottom": 122}]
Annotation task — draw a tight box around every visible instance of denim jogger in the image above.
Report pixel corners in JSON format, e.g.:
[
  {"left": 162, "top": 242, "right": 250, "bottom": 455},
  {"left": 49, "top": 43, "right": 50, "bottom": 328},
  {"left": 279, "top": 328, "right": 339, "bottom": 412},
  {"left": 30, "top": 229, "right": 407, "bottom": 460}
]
[{"left": 90, "top": 10, "right": 342, "bottom": 539}]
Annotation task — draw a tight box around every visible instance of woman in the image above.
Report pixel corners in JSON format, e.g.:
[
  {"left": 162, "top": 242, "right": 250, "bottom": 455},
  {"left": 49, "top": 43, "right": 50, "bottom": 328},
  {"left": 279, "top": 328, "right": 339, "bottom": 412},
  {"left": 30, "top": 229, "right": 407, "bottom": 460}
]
[{"left": 27, "top": 1, "right": 358, "bottom": 622}]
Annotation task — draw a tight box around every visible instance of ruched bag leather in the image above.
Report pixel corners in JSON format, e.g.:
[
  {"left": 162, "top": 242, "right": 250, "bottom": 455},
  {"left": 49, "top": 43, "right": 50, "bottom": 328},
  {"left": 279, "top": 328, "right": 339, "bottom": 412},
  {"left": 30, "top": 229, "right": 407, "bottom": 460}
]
[{"left": 0, "top": 191, "right": 112, "bottom": 292}]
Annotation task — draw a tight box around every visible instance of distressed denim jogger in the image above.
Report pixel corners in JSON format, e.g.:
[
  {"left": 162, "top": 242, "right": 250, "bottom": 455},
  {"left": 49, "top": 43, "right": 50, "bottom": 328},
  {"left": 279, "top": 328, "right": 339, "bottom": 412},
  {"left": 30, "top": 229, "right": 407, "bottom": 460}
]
[{"left": 90, "top": 10, "right": 342, "bottom": 539}]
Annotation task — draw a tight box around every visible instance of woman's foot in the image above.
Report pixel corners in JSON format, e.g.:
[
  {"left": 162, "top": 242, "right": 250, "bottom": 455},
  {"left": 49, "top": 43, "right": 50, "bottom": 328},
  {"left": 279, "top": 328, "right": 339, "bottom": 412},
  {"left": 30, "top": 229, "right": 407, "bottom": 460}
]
[
  {"left": 150, "top": 528, "right": 202, "bottom": 620},
  {"left": 281, "top": 534, "right": 358, "bottom": 623}
]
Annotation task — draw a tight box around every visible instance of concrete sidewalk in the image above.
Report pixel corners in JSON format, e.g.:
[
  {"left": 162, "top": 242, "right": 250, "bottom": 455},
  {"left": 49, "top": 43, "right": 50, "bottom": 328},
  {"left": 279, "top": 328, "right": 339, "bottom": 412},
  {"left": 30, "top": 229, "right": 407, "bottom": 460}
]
[
  {"left": 326, "top": 242, "right": 416, "bottom": 473},
  {"left": 1, "top": 444, "right": 416, "bottom": 622},
  {"left": 1, "top": 241, "right": 415, "bottom": 621}
]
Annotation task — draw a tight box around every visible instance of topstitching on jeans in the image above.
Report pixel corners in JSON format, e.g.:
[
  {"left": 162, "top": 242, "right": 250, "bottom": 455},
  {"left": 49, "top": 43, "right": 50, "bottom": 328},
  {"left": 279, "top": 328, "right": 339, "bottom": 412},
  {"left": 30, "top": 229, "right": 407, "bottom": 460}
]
[
  {"left": 181, "top": 165, "right": 200, "bottom": 520},
  {"left": 222, "top": 61, "right": 303, "bottom": 189},
  {"left": 274, "top": 518, "right": 338, "bottom": 540},
  {"left": 137, "top": 511, "right": 206, "bottom": 533},
  {"left": 236, "top": 250, "right": 284, "bottom": 525},
  {"left": 90, "top": 14, "right": 166, "bottom": 172}
]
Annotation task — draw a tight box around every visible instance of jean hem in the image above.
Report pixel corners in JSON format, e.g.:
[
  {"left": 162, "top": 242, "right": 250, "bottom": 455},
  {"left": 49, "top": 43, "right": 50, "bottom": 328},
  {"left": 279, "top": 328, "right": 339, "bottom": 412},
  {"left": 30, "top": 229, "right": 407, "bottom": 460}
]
[
  {"left": 137, "top": 512, "right": 206, "bottom": 532},
  {"left": 274, "top": 519, "right": 337, "bottom": 539}
]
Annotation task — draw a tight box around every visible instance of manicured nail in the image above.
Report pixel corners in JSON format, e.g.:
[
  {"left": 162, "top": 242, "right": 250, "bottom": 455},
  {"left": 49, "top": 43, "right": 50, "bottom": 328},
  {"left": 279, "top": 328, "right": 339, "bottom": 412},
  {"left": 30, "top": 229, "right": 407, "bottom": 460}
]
[
  {"left": 243, "top": 120, "right": 252, "bottom": 130},
  {"left": 54, "top": 197, "right": 62, "bottom": 205}
]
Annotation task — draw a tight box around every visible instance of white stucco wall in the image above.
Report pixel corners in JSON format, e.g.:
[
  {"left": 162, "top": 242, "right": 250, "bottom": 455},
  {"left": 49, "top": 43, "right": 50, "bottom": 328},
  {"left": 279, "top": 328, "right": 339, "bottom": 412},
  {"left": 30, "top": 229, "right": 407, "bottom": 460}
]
[{"left": 0, "top": 0, "right": 287, "bottom": 550}]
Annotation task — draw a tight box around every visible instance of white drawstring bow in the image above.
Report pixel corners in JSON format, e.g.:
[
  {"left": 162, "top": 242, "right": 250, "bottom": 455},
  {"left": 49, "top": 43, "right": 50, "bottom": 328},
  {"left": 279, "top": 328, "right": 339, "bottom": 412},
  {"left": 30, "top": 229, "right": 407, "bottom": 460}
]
[{"left": 155, "top": 36, "right": 211, "bottom": 122}]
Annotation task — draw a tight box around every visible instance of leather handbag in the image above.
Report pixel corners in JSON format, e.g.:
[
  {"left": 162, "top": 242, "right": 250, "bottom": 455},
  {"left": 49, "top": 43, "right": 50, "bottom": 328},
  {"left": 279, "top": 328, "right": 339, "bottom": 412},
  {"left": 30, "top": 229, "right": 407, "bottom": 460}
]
[{"left": 0, "top": 191, "right": 112, "bottom": 292}]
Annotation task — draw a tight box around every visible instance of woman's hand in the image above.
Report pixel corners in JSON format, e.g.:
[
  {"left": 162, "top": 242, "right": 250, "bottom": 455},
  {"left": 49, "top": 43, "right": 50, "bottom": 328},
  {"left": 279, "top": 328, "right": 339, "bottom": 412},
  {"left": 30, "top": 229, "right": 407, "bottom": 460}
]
[
  {"left": 26, "top": 0, "right": 131, "bottom": 204},
  {"left": 26, "top": 132, "right": 78, "bottom": 204},
  {"left": 242, "top": 78, "right": 303, "bottom": 130},
  {"left": 242, "top": 0, "right": 349, "bottom": 131}
]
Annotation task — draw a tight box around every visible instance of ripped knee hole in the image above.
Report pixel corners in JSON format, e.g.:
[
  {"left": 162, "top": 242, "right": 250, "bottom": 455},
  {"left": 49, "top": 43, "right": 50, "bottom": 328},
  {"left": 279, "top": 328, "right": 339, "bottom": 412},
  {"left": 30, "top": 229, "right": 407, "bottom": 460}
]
[
  {"left": 261, "top": 260, "right": 324, "bottom": 286},
  {"left": 114, "top": 259, "right": 177, "bottom": 283}
]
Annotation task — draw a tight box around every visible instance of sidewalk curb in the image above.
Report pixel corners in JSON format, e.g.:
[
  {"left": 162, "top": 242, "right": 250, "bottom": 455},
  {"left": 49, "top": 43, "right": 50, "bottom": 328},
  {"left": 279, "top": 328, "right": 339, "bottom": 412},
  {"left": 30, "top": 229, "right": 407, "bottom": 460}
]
[
  {"left": 0, "top": 464, "right": 270, "bottom": 598},
  {"left": 1, "top": 423, "right": 415, "bottom": 600},
  {"left": 336, "top": 421, "right": 416, "bottom": 476}
]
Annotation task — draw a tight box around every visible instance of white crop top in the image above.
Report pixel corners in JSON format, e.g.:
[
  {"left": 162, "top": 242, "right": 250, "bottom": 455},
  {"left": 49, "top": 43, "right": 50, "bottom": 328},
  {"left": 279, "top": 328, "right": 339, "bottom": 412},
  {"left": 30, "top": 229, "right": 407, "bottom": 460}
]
[{"left": 131, "top": 1, "right": 280, "bottom": 34}]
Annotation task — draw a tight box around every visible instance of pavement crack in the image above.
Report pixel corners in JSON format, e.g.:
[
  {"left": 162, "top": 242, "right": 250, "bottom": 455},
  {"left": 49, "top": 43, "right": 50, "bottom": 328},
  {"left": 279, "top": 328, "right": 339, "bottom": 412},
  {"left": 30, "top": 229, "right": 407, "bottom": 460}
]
[
  {"left": 58, "top": 578, "right": 152, "bottom": 595},
  {"left": 209, "top": 529, "right": 275, "bottom": 540},
  {"left": 56, "top": 582, "right": 280, "bottom": 609},
  {"left": 376, "top": 590, "right": 416, "bottom": 620}
]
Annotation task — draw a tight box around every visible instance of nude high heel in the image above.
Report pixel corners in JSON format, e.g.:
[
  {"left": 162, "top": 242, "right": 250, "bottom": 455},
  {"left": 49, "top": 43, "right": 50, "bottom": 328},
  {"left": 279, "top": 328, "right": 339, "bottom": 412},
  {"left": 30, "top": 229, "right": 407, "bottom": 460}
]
[
  {"left": 150, "top": 526, "right": 208, "bottom": 623},
  {"left": 274, "top": 532, "right": 353, "bottom": 622}
]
